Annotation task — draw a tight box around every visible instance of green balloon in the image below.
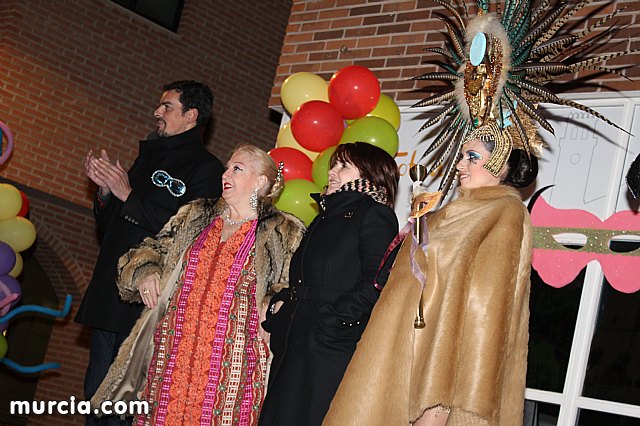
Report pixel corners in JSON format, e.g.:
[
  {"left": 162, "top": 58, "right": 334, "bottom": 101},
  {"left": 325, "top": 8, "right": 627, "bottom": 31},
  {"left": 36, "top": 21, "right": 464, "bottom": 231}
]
[
  {"left": 339, "top": 116, "right": 399, "bottom": 156},
  {"left": 275, "top": 179, "right": 321, "bottom": 226},
  {"left": 311, "top": 146, "right": 337, "bottom": 189},
  {"left": 0, "top": 333, "right": 7, "bottom": 359}
]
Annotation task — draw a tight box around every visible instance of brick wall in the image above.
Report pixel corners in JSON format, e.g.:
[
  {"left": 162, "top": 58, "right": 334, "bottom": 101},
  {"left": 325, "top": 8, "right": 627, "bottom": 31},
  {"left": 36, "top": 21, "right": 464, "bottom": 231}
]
[
  {"left": 0, "top": 0, "right": 292, "bottom": 424},
  {"left": 1, "top": 0, "right": 292, "bottom": 207},
  {"left": 269, "top": 0, "right": 640, "bottom": 108},
  {"left": 1, "top": 0, "right": 638, "bottom": 424}
]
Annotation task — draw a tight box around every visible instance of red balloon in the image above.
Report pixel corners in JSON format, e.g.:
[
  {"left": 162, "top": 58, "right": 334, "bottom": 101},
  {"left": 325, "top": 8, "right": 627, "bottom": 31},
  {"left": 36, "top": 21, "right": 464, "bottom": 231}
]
[
  {"left": 268, "top": 147, "right": 313, "bottom": 182},
  {"left": 17, "top": 191, "right": 29, "bottom": 217},
  {"left": 290, "top": 101, "right": 344, "bottom": 152},
  {"left": 328, "top": 65, "right": 381, "bottom": 120}
]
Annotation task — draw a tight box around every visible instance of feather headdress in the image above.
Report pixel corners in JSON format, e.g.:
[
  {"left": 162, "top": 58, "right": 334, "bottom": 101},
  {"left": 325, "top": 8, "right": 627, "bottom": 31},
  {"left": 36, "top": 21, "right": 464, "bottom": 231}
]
[{"left": 413, "top": 0, "right": 636, "bottom": 197}]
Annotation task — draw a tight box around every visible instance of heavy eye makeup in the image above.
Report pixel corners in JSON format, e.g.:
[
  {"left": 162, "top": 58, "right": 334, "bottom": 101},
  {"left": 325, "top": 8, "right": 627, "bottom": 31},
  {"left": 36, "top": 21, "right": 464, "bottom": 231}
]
[{"left": 465, "top": 150, "right": 483, "bottom": 164}]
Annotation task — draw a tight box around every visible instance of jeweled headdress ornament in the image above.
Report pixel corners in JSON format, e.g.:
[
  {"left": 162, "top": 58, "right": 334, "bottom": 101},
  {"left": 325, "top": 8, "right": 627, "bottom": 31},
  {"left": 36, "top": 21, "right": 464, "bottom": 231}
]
[
  {"left": 465, "top": 119, "right": 513, "bottom": 176},
  {"left": 413, "top": 0, "right": 636, "bottom": 197}
]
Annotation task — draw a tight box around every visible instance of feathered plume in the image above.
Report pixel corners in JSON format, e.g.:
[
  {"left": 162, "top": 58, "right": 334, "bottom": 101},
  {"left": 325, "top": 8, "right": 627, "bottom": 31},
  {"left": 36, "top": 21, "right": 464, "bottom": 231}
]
[{"left": 412, "top": 0, "right": 637, "bottom": 199}]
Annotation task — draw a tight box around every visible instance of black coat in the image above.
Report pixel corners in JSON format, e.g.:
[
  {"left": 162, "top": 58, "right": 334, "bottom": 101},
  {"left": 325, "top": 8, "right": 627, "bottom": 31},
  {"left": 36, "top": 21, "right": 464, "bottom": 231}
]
[
  {"left": 259, "top": 190, "right": 399, "bottom": 426},
  {"left": 74, "top": 127, "right": 223, "bottom": 334}
]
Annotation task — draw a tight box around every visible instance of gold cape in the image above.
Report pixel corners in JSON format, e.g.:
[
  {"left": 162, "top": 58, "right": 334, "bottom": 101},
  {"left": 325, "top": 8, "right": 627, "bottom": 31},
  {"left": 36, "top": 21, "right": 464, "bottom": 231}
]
[{"left": 324, "top": 185, "right": 532, "bottom": 425}]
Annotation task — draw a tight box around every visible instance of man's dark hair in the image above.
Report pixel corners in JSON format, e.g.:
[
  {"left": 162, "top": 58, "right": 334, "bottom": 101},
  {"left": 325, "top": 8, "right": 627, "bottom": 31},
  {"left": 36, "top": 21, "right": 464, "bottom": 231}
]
[{"left": 163, "top": 80, "right": 213, "bottom": 128}]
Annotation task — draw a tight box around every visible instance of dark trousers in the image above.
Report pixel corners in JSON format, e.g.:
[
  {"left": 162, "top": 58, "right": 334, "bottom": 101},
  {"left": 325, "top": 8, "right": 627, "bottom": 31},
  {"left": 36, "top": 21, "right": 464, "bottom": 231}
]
[{"left": 84, "top": 328, "right": 131, "bottom": 426}]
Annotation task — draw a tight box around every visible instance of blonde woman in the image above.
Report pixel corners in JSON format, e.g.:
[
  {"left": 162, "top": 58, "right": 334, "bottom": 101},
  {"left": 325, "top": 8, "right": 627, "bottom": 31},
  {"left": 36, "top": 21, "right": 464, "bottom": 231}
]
[{"left": 92, "top": 145, "right": 305, "bottom": 426}]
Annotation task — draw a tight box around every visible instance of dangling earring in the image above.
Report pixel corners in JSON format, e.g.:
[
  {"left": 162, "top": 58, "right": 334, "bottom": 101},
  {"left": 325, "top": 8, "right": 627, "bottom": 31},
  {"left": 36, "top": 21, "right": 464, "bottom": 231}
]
[
  {"left": 275, "top": 162, "right": 284, "bottom": 186},
  {"left": 250, "top": 188, "right": 258, "bottom": 211}
]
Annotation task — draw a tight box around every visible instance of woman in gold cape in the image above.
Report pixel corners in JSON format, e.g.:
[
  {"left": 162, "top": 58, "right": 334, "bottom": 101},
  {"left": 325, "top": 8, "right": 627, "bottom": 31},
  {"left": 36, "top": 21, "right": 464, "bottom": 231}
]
[{"left": 324, "top": 125, "right": 537, "bottom": 425}]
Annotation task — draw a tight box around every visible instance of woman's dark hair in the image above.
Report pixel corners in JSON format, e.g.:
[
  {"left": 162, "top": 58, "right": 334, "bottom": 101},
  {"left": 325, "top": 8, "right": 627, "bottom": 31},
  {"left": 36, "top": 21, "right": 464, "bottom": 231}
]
[
  {"left": 478, "top": 138, "right": 538, "bottom": 188},
  {"left": 330, "top": 142, "right": 400, "bottom": 207},
  {"left": 163, "top": 80, "right": 213, "bottom": 128},
  {"left": 504, "top": 149, "right": 538, "bottom": 188}
]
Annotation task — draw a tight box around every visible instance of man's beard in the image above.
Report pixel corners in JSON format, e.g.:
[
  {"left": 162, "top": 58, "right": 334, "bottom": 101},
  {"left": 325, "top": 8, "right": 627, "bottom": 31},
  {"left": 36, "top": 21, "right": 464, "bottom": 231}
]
[
  {"left": 156, "top": 119, "right": 168, "bottom": 138},
  {"left": 156, "top": 120, "right": 167, "bottom": 138}
]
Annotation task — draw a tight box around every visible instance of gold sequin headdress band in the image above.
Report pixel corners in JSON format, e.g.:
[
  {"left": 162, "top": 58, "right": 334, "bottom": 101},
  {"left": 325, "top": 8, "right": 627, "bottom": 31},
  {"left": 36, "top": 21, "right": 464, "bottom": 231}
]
[{"left": 464, "top": 119, "right": 513, "bottom": 177}]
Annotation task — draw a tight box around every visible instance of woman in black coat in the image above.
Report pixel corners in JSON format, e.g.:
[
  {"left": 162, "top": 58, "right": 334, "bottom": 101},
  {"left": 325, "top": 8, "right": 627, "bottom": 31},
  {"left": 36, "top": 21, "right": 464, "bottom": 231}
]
[{"left": 259, "top": 142, "right": 400, "bottom": 426}]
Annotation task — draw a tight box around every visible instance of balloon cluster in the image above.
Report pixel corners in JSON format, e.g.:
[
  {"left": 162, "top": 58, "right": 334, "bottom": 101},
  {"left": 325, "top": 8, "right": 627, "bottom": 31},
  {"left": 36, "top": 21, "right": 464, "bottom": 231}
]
[
  {"left": 0, "top": 183, "right": 34, "bottom": 333},
  {"left": 0, "top": 294, "right": 72, "bottom": 373},
  {"left": 271, "top": 66, "right": 401, "bottom": 225},
  {"left": 0, "top": 182, "right": 43, "bottom": 371},
  {"left": 0, "top": 120, "right": 73, "bottom": 373}
]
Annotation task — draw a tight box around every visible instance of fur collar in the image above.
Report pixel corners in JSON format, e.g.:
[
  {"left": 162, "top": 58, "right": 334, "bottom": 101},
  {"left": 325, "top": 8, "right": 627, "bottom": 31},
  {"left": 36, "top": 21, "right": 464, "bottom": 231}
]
[{"left": 457, "top": 184, "right": 522, "bottom": 201}]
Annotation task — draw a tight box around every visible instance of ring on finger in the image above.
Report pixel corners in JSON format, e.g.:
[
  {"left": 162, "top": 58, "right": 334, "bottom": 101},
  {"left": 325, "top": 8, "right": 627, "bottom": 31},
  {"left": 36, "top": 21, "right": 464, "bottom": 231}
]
[{"left": 142, "top": 289, "right": 150, "bottom": 294}]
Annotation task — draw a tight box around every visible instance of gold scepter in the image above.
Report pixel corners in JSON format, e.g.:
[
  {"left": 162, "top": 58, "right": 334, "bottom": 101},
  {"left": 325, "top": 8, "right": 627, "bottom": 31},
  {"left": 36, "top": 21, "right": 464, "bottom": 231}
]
[{"left": 409, "top": 164, "right": 427, "bottom": 329}]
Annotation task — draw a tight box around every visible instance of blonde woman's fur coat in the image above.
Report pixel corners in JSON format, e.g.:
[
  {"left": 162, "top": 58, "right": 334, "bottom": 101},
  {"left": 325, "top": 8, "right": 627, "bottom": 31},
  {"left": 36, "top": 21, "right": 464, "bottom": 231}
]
[
  {"left": 91, "top": 198, "right": 304, "bottom": 409},
  {"left": 324, "top": 185, "right": 532, "bottom": 426}
]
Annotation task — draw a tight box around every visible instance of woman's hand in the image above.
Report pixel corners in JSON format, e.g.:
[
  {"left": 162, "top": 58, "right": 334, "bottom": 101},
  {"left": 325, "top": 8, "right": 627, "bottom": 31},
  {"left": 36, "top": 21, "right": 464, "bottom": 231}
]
[
  {"left": 412, "top": 405, "right": 450, "bottom": 426},
  {"left": 138, "top": 273, "right": 161, "bottom": 309},
  {"left": 259, "top": 300, "right": 285, "bottom": 344},
  {"left": 271, "top": 300, "right": 284, "bottom": 316}
]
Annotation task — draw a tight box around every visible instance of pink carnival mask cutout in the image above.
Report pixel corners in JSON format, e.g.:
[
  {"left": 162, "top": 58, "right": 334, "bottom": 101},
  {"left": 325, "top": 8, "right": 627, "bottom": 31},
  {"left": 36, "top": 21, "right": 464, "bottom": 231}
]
[{"left": 531, "top": 195, "right": 640, "bottom": 294}]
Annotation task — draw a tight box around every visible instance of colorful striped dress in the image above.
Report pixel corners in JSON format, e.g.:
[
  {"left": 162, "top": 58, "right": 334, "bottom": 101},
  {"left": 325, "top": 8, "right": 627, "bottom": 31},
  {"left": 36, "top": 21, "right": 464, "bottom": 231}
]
[{"left": 135, "top": 217, "right": 268, "bottom": 426}]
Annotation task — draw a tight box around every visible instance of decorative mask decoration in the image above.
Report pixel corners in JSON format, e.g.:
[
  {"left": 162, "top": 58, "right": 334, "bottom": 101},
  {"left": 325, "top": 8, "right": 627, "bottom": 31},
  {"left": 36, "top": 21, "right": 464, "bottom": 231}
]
[{"left": 531, "top": 195, "right": 640, "bottom": 294}]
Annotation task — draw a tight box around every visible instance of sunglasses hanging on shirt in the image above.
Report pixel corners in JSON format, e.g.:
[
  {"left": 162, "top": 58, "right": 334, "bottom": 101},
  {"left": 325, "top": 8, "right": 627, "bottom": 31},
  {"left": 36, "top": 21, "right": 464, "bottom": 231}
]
[{"left": 151, "top": 170, "right": 186, "bottom": 197}]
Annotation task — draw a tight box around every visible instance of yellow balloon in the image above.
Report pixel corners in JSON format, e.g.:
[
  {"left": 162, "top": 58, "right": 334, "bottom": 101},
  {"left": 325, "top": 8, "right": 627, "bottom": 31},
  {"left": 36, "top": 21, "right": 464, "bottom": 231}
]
[
  {"left": 281, "top": 72, "right": 329, "bottom": 115},
  {"left": 368, "top": 94, "right": 401, "bottom": 130},
  {"left": 0, "top": 184, "right": 22, "bottom": 221},
  {"left": 9, "top": 252, "right": 23, "bottom": 278},
  {"left": 0, "top": 217, "right": 36, "bottom": 252},
  {"left": 345, "top": 94, "right": 401, "bottom": 130},
  {"left": 276, "top": 123, "right": 319, "bottom": 161}
]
